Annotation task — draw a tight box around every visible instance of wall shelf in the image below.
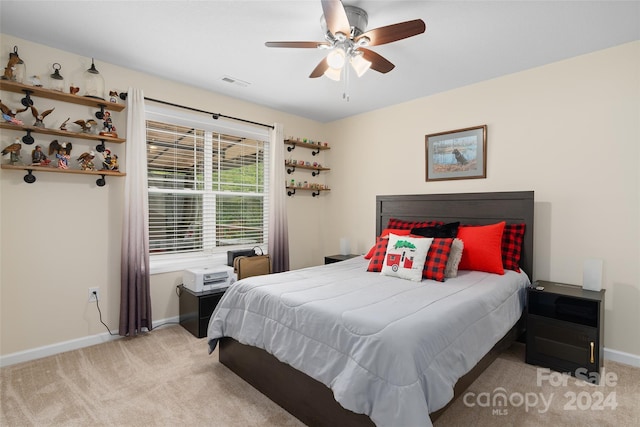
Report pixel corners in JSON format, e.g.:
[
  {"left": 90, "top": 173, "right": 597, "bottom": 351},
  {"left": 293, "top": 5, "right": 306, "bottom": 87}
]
[
  {"left": 286, "top": 186, "right": 329, "bottom": 197},
  {"left": 284, "top": 139, "right": 330, "bottom": 156},
  {"left": 0, "top": 80, "right": 125, "bottom": 112},
  {"left": 1, "top": 164, "right": 125, "bottom": 186},
  {"left": 285, "top": 162, "right": 330, "bottom": 176},
  {"left": 0, "top": 122, "right": 125, "bottom": 144}
]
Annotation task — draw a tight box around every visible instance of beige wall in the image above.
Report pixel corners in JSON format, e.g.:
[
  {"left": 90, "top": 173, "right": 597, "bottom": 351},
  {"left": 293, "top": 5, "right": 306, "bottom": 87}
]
[
  {"left": 322, "top": 41, "right": 640, "bottom": 357},
  {"left": 0, "top": 34, "right": 327, "bottom": 356},
  {"left": 1, "top": 33, "right": 638, "bottom": 360}
]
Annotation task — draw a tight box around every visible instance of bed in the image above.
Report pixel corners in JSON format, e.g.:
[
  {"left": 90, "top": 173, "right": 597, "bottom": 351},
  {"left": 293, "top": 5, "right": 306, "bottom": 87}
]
[{"left": 208, "top": 191, "right": 534, "bottom": 427}]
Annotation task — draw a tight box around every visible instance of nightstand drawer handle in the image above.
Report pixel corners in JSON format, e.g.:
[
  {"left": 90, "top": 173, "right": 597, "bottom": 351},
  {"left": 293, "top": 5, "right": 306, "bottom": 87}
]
[{"left": 590, "top": 341, "right": 595, "bottom": 364}]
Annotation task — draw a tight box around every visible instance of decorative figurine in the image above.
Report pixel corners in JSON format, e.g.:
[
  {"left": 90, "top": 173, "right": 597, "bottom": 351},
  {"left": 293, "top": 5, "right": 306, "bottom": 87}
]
[
  {"left": 2, "top": 139, "right": 23, "bottom": 164},
  {"left": 48, "top": 139, "right": 72, "bottom": 169},
  {"left": 29, "top": 75, "right": 43, "bottom": 87},
  {"left": 99, "top": 111, "right": 117, "bottom": 137},
  {"left": 2, "top": 46, "right": 23, "bottom": 82},
  {"left": 59, "top": 117, "right": 70, "bottom": 131},
  {"left": 69, "top": 84, "right": 80, "bottom": 95},
  {"left": 30, "top": 106, "right": 54, "bottom": 128},
  {"left": 31, "top": 144, "right": 50, "bottom": 166},
  {"left": 101, "top": 148, "right": 118, "bottom": 171},
  {"left": 0, "top": 99, "right": 27, "bottom": 125},
  {"left": 77, "top": 151, "right": 96, "bottom": 170},
  {"left": 74, "top": 118, "right": 97, "bottom": 133},
  {"left": 109, "top": 90, "right": 119, "bottom": 103}
]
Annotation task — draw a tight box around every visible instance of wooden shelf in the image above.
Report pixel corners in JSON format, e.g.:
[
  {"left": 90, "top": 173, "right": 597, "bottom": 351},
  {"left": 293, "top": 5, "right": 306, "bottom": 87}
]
[
  {"left": 2, "top": 163, "right": 125, "bottom": 186},
  {"left": 285, "top": 162, "right": 330, "bottom": 175},
  {"left": 286, "top": 186, "right": 330, "bottom": 197},
  {"left": 0, "top": 122, "right": 125, "bottom": 144},
  {"left": 1, "top": 164, "right": 124, "bottom": 176},
  {"left": 284, "top": 139, "right": 330, "bottom": 154},
  {"left": 0, "top": 80, "right": 125, "bottom": 111}
]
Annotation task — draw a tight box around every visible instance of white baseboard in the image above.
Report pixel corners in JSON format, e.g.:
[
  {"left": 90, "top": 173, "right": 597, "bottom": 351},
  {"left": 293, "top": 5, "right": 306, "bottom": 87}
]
[
  {"left": 604, "top": 347, "right": 640, "bottom": 368},
  {"left": 0, "top": 316, "right": 180, "bottom": 368},
  {"left": 2, "top": 321, "right": 637, "bottom": 369}
]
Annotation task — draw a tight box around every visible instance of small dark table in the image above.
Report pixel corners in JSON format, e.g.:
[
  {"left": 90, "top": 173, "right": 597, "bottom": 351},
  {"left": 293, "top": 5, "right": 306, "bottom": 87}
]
[
  {"left": 526, "top": 280, "right": 605, "bottom": 383},
  {"left": 179, "top": 285, "right": 227, "bottom": 338},
  {"left": 324, "top": 254, "right": 359, "bottom": 264}
]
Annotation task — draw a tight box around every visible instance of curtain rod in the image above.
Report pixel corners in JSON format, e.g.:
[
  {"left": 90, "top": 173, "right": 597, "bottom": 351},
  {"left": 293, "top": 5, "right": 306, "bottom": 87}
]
[{"left": 119, "top": 92, "right": 274, "bottom": 130}]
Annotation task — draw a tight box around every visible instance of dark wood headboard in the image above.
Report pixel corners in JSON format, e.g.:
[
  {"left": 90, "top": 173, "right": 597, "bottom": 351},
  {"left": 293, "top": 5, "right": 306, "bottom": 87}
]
[{"left": 376, "top": 191, "right": 534, "bottom": 277}]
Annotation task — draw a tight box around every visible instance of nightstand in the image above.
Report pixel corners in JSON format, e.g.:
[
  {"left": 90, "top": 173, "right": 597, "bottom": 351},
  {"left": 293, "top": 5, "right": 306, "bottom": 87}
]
[
  {"left": 526, "top": 280, "right": 605, "bottom": 384},
  {"left": 324, "top": 254, "right": 359, "bottom": 264},
  {"left": 179, "top": 285, "right": 226, "bottom": 338}
]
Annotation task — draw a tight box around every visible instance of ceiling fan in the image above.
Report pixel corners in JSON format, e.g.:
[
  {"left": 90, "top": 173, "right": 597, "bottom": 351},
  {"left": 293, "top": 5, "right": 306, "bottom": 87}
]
[{"left": 265, "top": 0, "right": 426, "bottom": 82}]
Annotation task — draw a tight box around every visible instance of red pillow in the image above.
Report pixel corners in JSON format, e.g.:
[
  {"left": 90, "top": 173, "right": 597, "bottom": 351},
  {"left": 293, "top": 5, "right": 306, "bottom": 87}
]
[
  {"left": 386, "top": 218, "right": 443, "bottom": 230},
  {"left": 364, "top": 229, "right": 413, "bottom": 259},
  {"left": 422, "top": 238, "right": 453, "bottom": 282},
  {"left": 502, "top": 224, "right": 525, "bottom": 272},
  {"left": 457, "top": 222, "right": 506, "bottom": 275},
  {"left": 366, "top": 238, "right": 389, "bottom": 272}
]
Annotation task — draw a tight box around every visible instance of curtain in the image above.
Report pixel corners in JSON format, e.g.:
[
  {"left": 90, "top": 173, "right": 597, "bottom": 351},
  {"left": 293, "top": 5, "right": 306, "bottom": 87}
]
[
  {"left": 119, "top": 87, "right": 152, "bottom": 336},
  {"left": 268, "top": 123, "right": 290, "bottom": 273}
]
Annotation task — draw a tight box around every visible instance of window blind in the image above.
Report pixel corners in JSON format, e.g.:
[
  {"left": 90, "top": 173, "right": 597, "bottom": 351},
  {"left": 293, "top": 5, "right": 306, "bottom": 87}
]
[{"left": 146, "top": 117, "right": 269, "bottom": 259}]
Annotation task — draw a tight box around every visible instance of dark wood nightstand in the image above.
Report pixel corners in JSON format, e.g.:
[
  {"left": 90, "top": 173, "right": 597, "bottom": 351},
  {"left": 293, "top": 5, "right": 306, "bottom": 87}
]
[
  {"left": 179, "top": 285, "right": 226, "bottom": 338},
  {"left": 324, "top": 254, "right": 359, "bottom": 264},
  {"left": 526, "top": 280, "right": 605, "bottom": 383}
]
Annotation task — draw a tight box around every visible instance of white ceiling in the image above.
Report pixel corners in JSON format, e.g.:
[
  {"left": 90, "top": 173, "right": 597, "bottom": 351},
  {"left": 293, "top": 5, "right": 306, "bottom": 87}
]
[{"left": 1, "top": 1, "right": 638, "bottom": 123}]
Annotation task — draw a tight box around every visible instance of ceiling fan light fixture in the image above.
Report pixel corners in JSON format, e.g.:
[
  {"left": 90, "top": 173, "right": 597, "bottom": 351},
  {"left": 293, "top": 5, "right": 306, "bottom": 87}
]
[
  {"left": 350, "top": 53, "right": 371, "bottom": 77},
  {"left": 326, "top": 48, "right": 346, "bottom": 69},
  {"left": 323, "top": 66, "right": 342, "bottom": 81}
]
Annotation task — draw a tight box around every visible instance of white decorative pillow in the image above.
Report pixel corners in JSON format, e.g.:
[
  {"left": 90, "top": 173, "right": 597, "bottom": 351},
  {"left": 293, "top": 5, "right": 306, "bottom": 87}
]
[
  {"left": 381, "top": 234, "right": 433, "bottom": 281},
  {"left": 445, "top": 238, "right": 464, "bottom": 278}
]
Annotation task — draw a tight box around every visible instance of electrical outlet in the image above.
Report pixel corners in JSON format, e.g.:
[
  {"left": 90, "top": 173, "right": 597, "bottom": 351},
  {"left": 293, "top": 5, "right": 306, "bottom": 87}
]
[{"left": 88, "top": 287, "right": 99, "bottom": 302}]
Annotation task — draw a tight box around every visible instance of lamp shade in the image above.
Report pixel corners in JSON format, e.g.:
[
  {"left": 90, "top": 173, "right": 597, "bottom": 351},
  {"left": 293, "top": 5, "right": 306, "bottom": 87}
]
[
  {"left": 326, "top": 48, "right": 346, "bottom": 70},
  {"left": 350, "top": 53, "right": 371, "bottom": 77}
]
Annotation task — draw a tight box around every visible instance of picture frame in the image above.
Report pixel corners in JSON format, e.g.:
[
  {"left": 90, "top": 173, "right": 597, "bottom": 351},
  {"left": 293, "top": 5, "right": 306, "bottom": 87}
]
[{"left": 425, "top": 125, "right": 487, "bottom": 182}]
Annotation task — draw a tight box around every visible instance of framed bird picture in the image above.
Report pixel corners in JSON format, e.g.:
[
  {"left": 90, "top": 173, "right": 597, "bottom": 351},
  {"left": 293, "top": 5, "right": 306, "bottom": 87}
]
[{"left": 425, "top": 125, "right": 487, "bottom": 182}]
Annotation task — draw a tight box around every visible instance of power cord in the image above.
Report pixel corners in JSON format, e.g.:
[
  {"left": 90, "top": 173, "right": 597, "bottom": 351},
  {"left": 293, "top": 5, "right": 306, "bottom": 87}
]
[
  {"left": 94, "top": 291, "right": 115, "bottom": 336},
  {"left": 92, "top": 290, "right": 181, "bottom": 334}
]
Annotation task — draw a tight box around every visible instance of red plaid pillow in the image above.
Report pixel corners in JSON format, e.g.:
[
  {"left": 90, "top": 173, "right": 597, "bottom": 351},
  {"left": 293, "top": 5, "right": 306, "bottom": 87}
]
[
  {"left": 386, "top": 218, "right": 443, "bottom": 230},
  {"left": 502, "top": 223, "right": 525, "bottom": 272},
  {"left": 366, "top": 237, "right": 388, "bottom": 272},
  {"left": 422, "top": 238, "right": 453, "bottom": 282}
]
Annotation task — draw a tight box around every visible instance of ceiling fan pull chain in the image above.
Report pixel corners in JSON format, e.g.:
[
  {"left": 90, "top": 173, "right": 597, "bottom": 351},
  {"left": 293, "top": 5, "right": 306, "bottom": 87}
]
[{"left": 343, "top": 64, "right": 350, "bottom": 102}]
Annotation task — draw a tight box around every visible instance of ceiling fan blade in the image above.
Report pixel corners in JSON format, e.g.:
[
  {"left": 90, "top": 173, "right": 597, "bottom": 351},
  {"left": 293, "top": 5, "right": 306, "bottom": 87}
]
[
  {"left": 356, "top": 19, "right": 426, "bottom": 46},
  {"left": 321, "top": 0, "right": 350, "bottom": 36},
  {"left": 360, "top": 48, "right": 395, "bottom": 74},
  {"left": 309, "top": 58, "right": 330, "bottom": 78},
  {"left": 265, "top": 41, "right": 330, "bottom": 48}
]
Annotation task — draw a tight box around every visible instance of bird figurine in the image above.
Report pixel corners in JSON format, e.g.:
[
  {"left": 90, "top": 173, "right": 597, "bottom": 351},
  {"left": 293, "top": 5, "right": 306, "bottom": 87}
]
[
  {"left": 2, "top": 139, "right": 23, "bottom": 165},
  {"left": 29, "top": 75, "right": 43, "bottom": 87},
  {"left": 48, "top": 139, "right": 72, "bottom": 169},
  {"left": 0, "top": 99, "right": 27, "bottom": 125},
  {"left": 77, "top": 151, "right": 96, "bottom": 171},
  {"left": 31, "top": 106, "right": 55, "bottom": 128},
  {"left": 74, "top": 119, "right": 97, "bottom": 133},
  {"left": 59, "top": 117, "right": 70, "bottom": 131}
]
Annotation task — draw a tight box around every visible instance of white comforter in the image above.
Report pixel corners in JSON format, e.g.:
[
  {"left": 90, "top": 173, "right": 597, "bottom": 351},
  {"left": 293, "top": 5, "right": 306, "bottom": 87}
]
[{"left": 208, "top": 256, "right": 529, "bottom": 427}]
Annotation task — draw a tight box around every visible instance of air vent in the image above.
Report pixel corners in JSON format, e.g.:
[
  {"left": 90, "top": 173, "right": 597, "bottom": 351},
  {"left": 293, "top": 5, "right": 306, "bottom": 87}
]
[{"left": 221, "top": 75, "right": 250, "bottom": 88}]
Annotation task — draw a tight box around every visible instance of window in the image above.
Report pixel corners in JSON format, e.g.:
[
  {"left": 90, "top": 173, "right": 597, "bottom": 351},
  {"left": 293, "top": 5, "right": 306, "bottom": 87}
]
[{"left": 146, "top": 107, "right": 269, "bottom": 272}]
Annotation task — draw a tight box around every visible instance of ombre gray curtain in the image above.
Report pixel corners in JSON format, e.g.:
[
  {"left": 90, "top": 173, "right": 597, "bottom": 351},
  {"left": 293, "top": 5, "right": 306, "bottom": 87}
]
[
  {"left": 268, "top": 123, "right": 290, "bottom": 272},
  {"left": 119, "top": 87, "right": 152, "bottom": 336}
]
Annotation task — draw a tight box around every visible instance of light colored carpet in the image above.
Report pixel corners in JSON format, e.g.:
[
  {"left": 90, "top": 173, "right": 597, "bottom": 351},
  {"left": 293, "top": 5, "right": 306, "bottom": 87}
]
[{"left": 1, "top": 325, "right": 638, "bottom": 426}]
